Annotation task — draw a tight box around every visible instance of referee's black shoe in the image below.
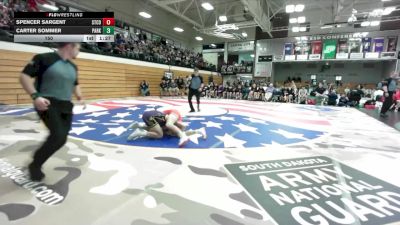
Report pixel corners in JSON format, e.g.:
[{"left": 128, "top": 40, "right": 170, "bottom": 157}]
[{"left": 28, "top": 163, "right": 45, "bottom": 181}]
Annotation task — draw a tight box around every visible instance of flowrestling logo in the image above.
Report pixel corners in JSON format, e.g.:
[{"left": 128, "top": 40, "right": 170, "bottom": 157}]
[{"left": 0, "top": 158, "right": 64, "bottom": 205}]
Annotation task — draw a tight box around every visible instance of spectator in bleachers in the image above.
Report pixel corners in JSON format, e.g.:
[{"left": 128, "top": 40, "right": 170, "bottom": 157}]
[
  {"left": 160, "top": 80, "right": 168, "bottom": 96},
  {"left": 338, "top": 94, "right": 350, "bottom": 107},
  {"left": 205, "top": 82, "right": 213, "bottom": 98},
  {"left": 344, "top": 86, "right": 351, "bottom": 96},
  {"left": 204, "top": 83, "right": 211, "bottom": 98},
  {"left": 315, "top": 82, "right": 327, "bottom": 105},
  {"left": 298, "top": 86, "right": 308, "bottom": 104},
  {"left": 252, "top": 84, "right": 260, "bottom": 100},
  {"left": 168, "top": 79, "right": 179, "bottom": 96},
  {"left": 177, "top": 77, "right": 185, "bottom": 96},
  {"left": 97, "top": 42, "right": 113, "bottom": 53},
  {"left": 283, "top": 87, "right": 290, "bottom": 103},
  {"left": 327, "top": 90, "right": 338, "bottom": 106},
  {"left": 241, "top": 82, "right": 249, "bottom": 100},
  {"left": 140, "top": 80, "right": 150, "bottom": 96},
  {"left": 216, "top": 83, "right": 224, "bottom": 98},
  {"left": 265, "top": 83, "right": 274, "bottom": 102},
  {"left": 113, "top": 43, "right": 126, "bottom": 55},
  {"left": 82, "top": 42, "right": 101, "bottom": 53},
  {"left": 261, "top": 82, "right": 268, "bottom": 92},
  {"left": 222, "top": 82, "right": 228, "bottom": 99},
  {"left": 227, "top": 82, "right": 234, "bottom": 99},
  {"left": 210, "top": 82, "right": 216, "bottom": 98},
  {"left": 273, "top": 86, "right": 284, "bottom": 102},
  {"left": 259, "top": 85, "right": 265, "bottom": 101},
  {"left": 115, "top": 33, "right": 125, "bottom": 45},
  {"left": 290, "top": 80, "right": 297, "bottom": 91},
  {"left": 349, "top": 84, "right": 364, "bottom": 106},
  {"left": 132, "top": 46, "right": 140, "bottom": 59},
  {"left": 248, "top": 83, "right": 257, "bottom": 100},
  {"left": 288, "top": 86, "right": 297, "bottom": 103},
  {"left": 201, "top": 83, "right": 209, "bottom": 97},
  {"left": 210, "top": 82, "right": 217, "bottom": 98},
  {"left": 322, "top": 80, "right": 328, "bottom": 89},
  {"left": 185, "top": 75, "right": 191, "bottom": 95},
  {"left": 234, "top": 84, "right": 243, "bottom": 100}
]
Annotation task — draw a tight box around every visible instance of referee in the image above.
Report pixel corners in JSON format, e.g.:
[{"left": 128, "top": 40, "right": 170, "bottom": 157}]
[
  {"left": 188, "top": 68, "right": 204, "bottom": 112},
  {"left": 19, "top": 42, "right": 83, "bottom": 181}
]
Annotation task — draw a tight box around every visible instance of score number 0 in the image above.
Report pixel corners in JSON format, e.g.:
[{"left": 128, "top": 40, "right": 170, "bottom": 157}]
[{"left": 102, "top": 18, "right": 115, "bottom": 26}]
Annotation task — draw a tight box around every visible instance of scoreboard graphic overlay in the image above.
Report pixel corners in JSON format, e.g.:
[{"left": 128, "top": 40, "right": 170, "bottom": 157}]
[{"left": 14, "top": 12, "right": 115, "bottom": 43}]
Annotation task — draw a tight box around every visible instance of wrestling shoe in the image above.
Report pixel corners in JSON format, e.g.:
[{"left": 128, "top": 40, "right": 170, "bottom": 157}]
[
  {"left": 199, "top": 127, "right": 207, "bottom": 139},
  {"left": 127, "top": 129, "right": 146, "bottom": 141},
  {"left": 127, "top": 121, "right": 140, "bottom": 130},
  {"left": 178, "top": 135, "right": 189, "bottom": 148}
]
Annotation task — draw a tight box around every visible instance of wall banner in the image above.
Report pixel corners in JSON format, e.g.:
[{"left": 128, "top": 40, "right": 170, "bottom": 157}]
[
  {"left": 373, "top": 38, "right": 384, "bottom": 53},
  {"left": 228, "top": 41, "right": 255, "bottom": 52},
  {"left": 323, "top": 39, "right": 337, "bottom": 59}
]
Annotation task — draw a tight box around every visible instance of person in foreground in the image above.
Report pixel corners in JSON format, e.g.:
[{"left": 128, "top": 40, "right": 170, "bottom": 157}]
[
  {"left": 19, "top": 42, "right": 83, "bottom": 181},
  {"left": 380, "top": 72, "right": 399, "bottom": 118},
  {"left": 127, "top": 109, "right": 207, "bottom": 147}
]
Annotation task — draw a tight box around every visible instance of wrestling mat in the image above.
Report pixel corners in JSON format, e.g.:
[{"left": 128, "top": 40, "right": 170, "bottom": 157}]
[{"left": 0, "top": 97, "right": 400, "bottom": 225}]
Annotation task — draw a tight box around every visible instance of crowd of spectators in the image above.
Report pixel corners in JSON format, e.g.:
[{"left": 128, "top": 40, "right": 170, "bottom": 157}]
[
  {"left": 0, "top": 1, "right": 20, "bottom": 36},
  {"left": 84, "top": 33, "right": 216, "bottom": 71},
  {"left": 158, "top": 76, "right": 187, "bottom": 96},
  {"left": 0, "top": 0, "right": 41, "bottom": 33},
  {"left": 0, "top": 0, "right": 216, "bottom": 71},
  {"left": 198, "top": 77, "right": 400, "bottom": 109},
  {"left": 147, "top": 70, "right": 400, "bottom": 112},
  {"left": 3, "top": 1, "right": 399, "bottom": 108}
]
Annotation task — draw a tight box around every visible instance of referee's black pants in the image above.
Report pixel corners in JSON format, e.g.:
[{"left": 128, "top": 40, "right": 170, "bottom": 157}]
[
  {"left": 188, "top": 88, "right": 201, "bottom": 111},
  {"left": 381, "top": 91, "right": 394, "bottom": 114},
  {"left": 32, "top": 98, "right": 73, "bottom": 169}
]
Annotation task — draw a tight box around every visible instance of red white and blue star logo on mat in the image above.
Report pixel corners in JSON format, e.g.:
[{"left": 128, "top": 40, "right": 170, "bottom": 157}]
[
  {"left": 68, "top": 99, "right": 329, "bottom": 149},
  {"left": 0, "top": 106, "right": 35, "bottom": 116}
]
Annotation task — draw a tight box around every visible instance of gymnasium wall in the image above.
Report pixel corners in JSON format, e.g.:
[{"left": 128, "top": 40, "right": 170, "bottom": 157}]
[
  {"left": 0, "top": 42, "right": 221, "bottom": 105},
  {"left": 272, "top": 60, "right": 396, "bottom": 85},
  {"left": 256, "top": 30, "right": 400, "bottom": 60},
  {"left": 256, "top": 30, "right": 400, "bottom": 81},
  {"left": 203, "top": 53, "right": 219, "bottom": 66}
]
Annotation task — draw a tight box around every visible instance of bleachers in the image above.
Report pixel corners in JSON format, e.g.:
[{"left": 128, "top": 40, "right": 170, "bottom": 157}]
[
  {"left": 0, "top": 1, "right": 216, "bottom": 72},
  {"left": 274, "top": 82, "right": 377, "bottom": 93},
  {"left": 0, "top": 48, "right": 222, "bottom": 105}
]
